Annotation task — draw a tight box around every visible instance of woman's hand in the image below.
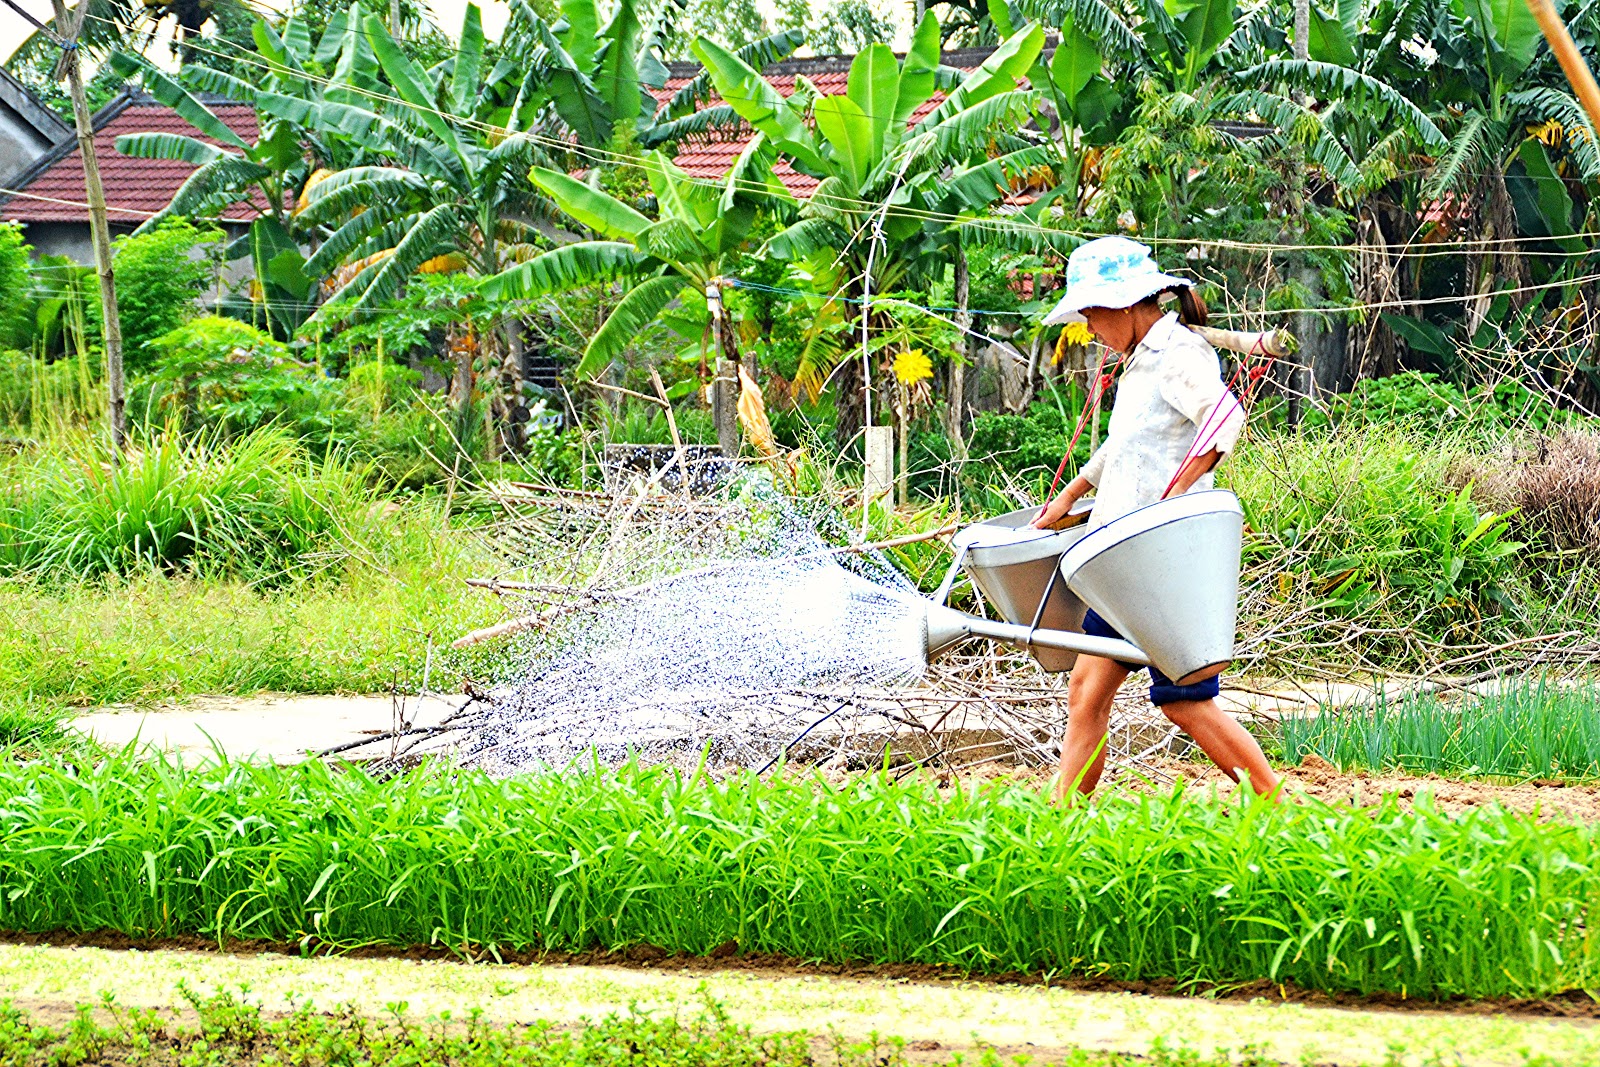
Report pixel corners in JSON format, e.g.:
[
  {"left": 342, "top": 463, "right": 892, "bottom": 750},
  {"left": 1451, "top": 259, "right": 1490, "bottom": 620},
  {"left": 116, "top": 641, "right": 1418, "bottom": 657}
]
[{"left": 1032, "top": 476, "right": 1091, "bottom": 528}]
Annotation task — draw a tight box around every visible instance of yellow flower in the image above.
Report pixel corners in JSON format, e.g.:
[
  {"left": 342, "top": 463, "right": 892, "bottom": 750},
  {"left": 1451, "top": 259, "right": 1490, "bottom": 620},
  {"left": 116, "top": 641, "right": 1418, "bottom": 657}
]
[
  {"left": 893, "top": 347, "right": 933, "bottom": 386},
  {"left": 1063, "top": 321, "right": 1094, "bottom": 347},
  {"left": 1529, "top": 118, "right": 1564, "bottom": 147}
]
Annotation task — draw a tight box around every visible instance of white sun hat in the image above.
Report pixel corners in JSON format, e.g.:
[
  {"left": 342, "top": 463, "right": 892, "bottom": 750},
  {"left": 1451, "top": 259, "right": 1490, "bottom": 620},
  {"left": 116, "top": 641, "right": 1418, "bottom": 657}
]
[{"left": 1043, "top": 236, "right": 1193, "bottom": 325}]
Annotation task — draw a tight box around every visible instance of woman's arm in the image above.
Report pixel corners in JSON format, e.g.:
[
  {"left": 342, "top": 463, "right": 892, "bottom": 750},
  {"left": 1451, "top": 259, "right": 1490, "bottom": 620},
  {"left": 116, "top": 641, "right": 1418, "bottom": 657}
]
[
  {"left": 1032, "top": 474, "right": 1092, "bottom": 528},
  {"left": 1165, "top": 448, "right": 1223, "bottom": 498}
]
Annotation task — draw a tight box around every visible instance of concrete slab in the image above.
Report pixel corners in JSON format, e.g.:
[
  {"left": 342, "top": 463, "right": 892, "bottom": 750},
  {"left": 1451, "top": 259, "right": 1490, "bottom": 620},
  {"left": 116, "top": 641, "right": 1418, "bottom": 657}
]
[{"left": 67, "top": 693, "right": 464, "bottom": 765}]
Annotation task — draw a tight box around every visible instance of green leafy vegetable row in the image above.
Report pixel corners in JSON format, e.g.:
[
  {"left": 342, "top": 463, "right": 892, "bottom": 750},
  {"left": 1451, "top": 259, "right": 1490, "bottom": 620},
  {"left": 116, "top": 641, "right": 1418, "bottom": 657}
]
[{"left": 0, "top": 755, "right": 1593, "bottom": 999}]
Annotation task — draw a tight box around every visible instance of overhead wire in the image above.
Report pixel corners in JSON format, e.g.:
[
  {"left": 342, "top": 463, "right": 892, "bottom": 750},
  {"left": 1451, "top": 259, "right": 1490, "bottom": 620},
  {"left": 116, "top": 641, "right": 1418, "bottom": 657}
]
[
  {"left": 70, "top": 7, "right": 1600, "bottom": 260},
  {"left": 10, "top": 7, "right": 1600, "bottom": 331}
]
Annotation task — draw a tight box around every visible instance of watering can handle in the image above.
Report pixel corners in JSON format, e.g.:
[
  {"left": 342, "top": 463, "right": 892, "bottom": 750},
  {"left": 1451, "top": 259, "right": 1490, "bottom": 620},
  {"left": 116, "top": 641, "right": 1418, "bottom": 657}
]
[{"left": 931, "top": 545, "right": 968, "bottom": 607}]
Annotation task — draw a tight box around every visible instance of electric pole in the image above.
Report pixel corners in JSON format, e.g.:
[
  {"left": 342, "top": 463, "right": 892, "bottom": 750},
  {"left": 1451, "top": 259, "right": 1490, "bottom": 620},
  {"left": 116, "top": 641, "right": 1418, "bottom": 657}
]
[{"left": 48, "top": 0, "right": 126, "bottom": 450}]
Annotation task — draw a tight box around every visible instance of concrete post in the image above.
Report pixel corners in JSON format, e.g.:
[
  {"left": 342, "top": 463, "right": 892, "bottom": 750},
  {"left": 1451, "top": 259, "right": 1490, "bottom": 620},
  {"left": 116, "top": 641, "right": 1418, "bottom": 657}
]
[{"left": 864, "top": 424, "right": 894, "bottom": 504}]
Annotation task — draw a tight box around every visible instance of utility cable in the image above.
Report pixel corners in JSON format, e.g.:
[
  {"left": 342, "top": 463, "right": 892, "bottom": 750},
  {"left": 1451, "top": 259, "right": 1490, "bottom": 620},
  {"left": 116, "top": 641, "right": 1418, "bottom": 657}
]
[{"left": 78, "top": 10, "right": 1600, "bottom": 259}]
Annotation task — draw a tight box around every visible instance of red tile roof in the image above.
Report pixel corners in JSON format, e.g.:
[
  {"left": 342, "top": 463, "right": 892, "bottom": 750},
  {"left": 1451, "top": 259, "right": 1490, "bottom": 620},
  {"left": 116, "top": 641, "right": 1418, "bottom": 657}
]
[
  {"left": 0, "top": 93, "right": 265, "bottom": 225},
  {"left": 650, "top": 52, "right": 985, "bottom": 198}
]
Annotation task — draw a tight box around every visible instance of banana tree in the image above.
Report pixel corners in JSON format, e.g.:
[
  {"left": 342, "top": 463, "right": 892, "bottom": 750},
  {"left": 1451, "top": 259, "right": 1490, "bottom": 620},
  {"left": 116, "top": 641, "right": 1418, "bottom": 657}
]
[
  {"left": 480, "top": 0, "right": 741, "bottom": 153},
  {"left": 1228, "top": 0, "right": 1451, "bottom": 376},
  {"left": 481, "top": 146, "right": 784, "bottom": 377},
  {"left": 1281, "top": 0, "right": 1596, "bottom": 338},
  {"left": 107, "top": 4, "right": 388, "bottom": 336},
  {"left": 284, "top": 6, "right": 551, "bottom": 427},
  {"left": 693, "top": 13, "right": 1048, "bottom": 446}
]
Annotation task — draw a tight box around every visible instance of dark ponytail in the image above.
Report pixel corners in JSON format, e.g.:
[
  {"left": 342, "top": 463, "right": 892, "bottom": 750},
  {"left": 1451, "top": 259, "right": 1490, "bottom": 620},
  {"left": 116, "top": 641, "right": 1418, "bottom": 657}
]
[{"left": 1174, "top": 286, "right": 1209, "bottom": 327}]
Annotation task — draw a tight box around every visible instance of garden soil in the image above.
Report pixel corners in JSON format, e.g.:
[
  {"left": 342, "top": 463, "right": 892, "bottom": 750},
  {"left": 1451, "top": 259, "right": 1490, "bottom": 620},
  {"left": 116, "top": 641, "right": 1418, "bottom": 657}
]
[{"left": 1136, "top": 754, "right": 1600, "bottom": 821}]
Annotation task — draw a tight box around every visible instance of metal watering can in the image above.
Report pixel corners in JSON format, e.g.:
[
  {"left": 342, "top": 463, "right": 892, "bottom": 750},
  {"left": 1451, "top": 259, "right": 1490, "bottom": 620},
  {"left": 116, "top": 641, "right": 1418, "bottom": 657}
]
[{"left": 917, "top": 490, "right": 1245, "bottom": 685}]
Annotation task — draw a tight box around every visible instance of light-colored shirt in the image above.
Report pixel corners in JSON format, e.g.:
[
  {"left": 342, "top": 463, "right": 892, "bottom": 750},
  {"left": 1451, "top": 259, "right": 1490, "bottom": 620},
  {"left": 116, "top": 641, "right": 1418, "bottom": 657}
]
[{"left": 1078, "top": 313, "right": 1244, "bottom": 529}]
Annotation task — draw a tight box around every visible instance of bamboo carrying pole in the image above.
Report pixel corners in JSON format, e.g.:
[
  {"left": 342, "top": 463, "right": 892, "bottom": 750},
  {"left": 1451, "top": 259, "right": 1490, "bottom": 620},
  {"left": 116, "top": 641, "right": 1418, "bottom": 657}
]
[{"left": 1526, "top": 0, "right": 1600, "bottom": 135}]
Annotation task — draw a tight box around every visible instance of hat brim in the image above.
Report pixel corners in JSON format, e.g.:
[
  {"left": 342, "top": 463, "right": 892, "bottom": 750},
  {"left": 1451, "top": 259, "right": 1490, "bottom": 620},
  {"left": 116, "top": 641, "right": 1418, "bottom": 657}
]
[{"left": 1042, "top": 271, "right": 1192, "bottom": 326}]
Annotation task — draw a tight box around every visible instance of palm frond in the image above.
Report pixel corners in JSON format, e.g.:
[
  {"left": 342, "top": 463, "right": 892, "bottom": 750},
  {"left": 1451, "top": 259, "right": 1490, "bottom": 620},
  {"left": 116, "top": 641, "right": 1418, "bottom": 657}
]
[
  {"left": 638, "top": 218, "right": 709, "bottom": 263},
  {"left": 793, "top": 309, "right": 846, "bottom": 401},
  {"left": 113, "top": 132, "right": 227, "bottom": 166},
  {"left": 304, "top": 205, "right": 412, "bottom": 277},
  {"left": 1423, "top": 111, "right": 1494, "bottom": 198},
  {"left": 1237, "top": 59, "right": 1446, "bottom": 151},
  {"left": 957, "top": 215, "right": 1084, "bottom": 256},
  {"left": 639, "top": 105, "right": 747, "bottom": 148},
  {"left": 483, "top": 241, "right": 658, "bottom": 301},
  {"left": 1218, "top": 89, "right": 1360, "bottom": 188},
  {"left": 763, "top": 217, "right": 844, "bottom": 261},
  {"left": 1016, "top": 0, "right": 1143, "bottom": 60},
  {"left": 106, "top": 51, "right": 252, "bottom": 152},
  {"left": 942, "top": 144, "right": 1061, "bottom": 211},
  {"left": 890, "top": 90, "right": 1040, "bottom": 184},
  {"left": 297, "top": 167, "right": 430, "bottom": 225},
  {"left": 348, "top": 203, "right": 466, "bottom": 311},
  {"left": 136, "top": 155, "right": 272, "bottom": 233},
  {"left": 178, "top": 65, "right": 258, "bottom": 105}
]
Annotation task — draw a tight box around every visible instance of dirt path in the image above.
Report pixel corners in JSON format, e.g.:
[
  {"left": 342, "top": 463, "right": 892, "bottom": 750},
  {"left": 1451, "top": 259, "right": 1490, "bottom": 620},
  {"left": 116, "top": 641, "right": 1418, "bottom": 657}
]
[
  {"left": 69, "top": 694, "right": 1600, "bottom": 821},
  {"left": 1141, "top": 755, "right": 1600, "bottom": 820},
  {"left": 0, "top": 942, "right": 1592, "bottom": 1066}
]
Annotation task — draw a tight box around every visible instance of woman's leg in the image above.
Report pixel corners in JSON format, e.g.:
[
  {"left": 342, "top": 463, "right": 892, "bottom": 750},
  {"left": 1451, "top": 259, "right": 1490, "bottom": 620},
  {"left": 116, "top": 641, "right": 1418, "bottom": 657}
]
[
  {"left": 1055, "top": 654, "right": 1131, "bottom": 800},
  {"left": 1160, "top": 698, "right": 1282, "bottom": 799}
]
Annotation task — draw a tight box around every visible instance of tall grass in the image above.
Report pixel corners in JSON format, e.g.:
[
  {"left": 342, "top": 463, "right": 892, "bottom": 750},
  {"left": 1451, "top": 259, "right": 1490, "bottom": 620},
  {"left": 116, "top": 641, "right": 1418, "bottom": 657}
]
[
  {"left": 0, "top": 540, "right": 502, "bottom": 732},
  {"left": 0, "top": 426, "right": 384, "bottom": 582},
  {"left": 0, "top": 755, "right": 1594, "bottom": 999},
  {"left": 1280, "top": 681, "right": 1600, "bottom": 780}
]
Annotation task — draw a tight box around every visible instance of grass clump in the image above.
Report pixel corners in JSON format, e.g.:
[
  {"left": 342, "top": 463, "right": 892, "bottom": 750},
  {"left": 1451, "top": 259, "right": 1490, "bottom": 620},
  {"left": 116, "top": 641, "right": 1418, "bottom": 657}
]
[
  {"left": 0, "top": 756, "right": 1596, "bottom": 999},
  {"left": 0, "top": 426, "right": 387, "bottom": 583},
  {"left": 0, "top": 424, "right": 506, "bottom": 733},
  {"left": 1280, "top": 680, "right": 1600, "bottom": 781},
  {"left": 1220, "top": 424, "right": 1600, "bottom": 672}
]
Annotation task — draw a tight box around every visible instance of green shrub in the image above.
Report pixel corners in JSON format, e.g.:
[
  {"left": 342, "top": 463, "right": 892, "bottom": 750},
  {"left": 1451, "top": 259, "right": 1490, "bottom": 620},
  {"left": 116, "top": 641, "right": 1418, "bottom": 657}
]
[
  {"left": 1224, "top": 426, "right": 1540, "bottom": 653},
  {"left": 0, "top": 347, "right": 100, "bottom": 435},
  {"left": 963, "top": 383, "right": 1106, "bottom": 495},
  {"left": 113, "top": 219, "right": 221, "bottom": 371},
  {"left": 141, "top": 315, "right": 325, "bottom": 435},
  {"left": 0, "top": 224, "right": 35, "bottom": 350},
  {"left": 30, "top": 255, "right": 102, "bottom": 361},
  {"left": 1306, "top": 371, "right": 1569, "bottom": 434}
]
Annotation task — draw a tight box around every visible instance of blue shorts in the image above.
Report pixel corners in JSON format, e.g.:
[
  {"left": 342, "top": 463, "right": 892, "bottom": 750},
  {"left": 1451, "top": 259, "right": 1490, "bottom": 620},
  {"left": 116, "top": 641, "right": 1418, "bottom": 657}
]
[{"left": 1082, "top": 609, "right": 1222, "bottom": 707}]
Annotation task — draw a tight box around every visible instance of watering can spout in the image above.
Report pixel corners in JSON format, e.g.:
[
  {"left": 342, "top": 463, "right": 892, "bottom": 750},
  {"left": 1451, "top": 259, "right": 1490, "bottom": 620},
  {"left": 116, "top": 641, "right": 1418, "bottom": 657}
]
[{"left": 920, "top": 601, "right": 1151, "bottom": 667}]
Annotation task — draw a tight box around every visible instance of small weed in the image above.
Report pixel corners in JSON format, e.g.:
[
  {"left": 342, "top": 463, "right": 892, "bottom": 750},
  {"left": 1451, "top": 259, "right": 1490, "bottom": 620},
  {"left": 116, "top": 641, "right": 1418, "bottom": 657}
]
[{"left": 0, "top": 991, "right": 1272, "bottom": 1067}]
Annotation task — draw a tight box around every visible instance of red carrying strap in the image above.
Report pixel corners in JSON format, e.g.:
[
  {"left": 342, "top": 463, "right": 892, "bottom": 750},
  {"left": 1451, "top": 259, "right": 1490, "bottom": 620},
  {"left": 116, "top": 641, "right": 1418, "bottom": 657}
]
[
  {"left": 1160, "top": 335, "right": 1278, "bottom": 500},
  {"left": 1045, "top": 344, "right": 1130, "bottom": 499}
]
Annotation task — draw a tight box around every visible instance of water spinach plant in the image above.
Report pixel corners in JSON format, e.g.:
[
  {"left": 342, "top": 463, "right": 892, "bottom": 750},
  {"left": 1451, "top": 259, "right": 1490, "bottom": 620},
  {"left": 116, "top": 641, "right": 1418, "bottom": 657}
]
[{"left": 0, "top": 755, "right": 1593, "bottom": 1000}]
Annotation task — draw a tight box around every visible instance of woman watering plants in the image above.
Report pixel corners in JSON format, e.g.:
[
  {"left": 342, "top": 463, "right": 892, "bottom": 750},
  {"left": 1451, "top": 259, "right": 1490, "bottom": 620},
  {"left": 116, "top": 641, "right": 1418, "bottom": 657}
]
[{"left": 1030, "top": 236, "right": 1281, "bottom": 801}]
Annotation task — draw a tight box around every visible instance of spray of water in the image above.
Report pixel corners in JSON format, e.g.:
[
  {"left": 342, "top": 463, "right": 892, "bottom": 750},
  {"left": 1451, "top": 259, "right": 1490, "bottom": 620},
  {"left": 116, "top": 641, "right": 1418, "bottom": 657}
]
[{"left": 459, "top": 476, "right": 934, "bottom": 774}]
